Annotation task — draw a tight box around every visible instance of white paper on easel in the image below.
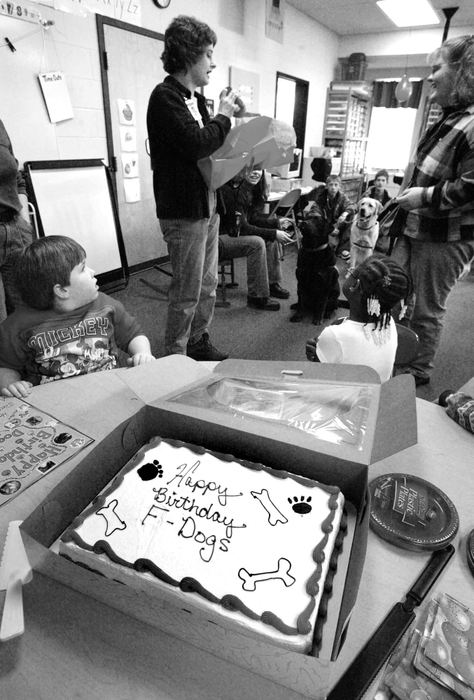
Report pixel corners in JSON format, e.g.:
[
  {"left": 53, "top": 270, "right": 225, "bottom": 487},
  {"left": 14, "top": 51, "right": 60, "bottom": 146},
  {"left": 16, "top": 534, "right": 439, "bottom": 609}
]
[{"left": 38, "top": 72, "right": 74, "bottom": 123}]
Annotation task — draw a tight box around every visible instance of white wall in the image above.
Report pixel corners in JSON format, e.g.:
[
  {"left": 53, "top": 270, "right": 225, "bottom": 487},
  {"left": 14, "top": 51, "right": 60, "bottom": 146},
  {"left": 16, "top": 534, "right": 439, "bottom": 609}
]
[
  {"left": 4, "top": 1, "right": 471, "bottom": 172},
  {"left": 339, "top": 24, "right": 474, "bottom": 78},
  {"left": 0, "top": 0, "right": 339, "bottom": 166}
]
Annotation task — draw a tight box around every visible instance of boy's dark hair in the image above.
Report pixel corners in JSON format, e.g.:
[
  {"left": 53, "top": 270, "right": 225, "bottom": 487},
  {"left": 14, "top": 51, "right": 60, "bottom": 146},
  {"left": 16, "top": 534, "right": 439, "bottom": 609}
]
[
  {"left": 326, "top": 174, "right": 341, "bottom": 185},
  {"left": 161, "top": 15, "right": 217, "bottom": 74},
  {"left": 17, "top": 235, "right": 86, "bottom": 310},
  {"left": 374, "top": 169, "right": 389, "bottom": 181},
  {"left": 353, "top": 255, "right": 411, "bottom": 331}
]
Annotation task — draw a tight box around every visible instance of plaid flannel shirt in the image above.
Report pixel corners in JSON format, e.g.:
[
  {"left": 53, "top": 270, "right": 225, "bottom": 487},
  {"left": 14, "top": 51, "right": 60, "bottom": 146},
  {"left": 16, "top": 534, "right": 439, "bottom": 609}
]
[{"left": 405, "top": 104, "right": 474, "bottom": 242}]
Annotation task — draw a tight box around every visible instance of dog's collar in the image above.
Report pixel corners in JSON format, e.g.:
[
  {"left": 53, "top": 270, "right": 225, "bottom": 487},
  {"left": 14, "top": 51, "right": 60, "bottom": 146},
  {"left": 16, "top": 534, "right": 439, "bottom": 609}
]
[
  {"left": 353, "top": 240, "right": 374, "bottom": 250},
  {"left": 355, "top": 220, "right": 375, "bottom": 231},
  {"left": 305, "top": 242, "right": 329, "bottom": 252}
]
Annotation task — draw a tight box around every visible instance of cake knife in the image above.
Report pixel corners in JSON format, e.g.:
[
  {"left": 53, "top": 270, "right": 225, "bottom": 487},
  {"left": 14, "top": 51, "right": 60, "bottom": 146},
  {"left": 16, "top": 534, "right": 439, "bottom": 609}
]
[
  {"left": 0, "top": 520, "right": 33, "bottom": 642},
  {"left": 326, "top": 544, "right": 455, "bottom": 700}
]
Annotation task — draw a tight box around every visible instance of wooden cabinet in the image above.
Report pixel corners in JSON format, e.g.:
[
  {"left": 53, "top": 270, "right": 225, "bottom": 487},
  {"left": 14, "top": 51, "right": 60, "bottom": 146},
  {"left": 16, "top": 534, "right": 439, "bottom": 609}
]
[{"left": 323, "top": 82, "right": 372, "bottom": 201}]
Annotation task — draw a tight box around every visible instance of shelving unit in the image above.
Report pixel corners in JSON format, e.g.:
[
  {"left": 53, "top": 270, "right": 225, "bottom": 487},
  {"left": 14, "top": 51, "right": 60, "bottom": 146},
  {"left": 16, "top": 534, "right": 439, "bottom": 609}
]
[{"left": 323, "top": 81, "right": 372, "bottom": 202}]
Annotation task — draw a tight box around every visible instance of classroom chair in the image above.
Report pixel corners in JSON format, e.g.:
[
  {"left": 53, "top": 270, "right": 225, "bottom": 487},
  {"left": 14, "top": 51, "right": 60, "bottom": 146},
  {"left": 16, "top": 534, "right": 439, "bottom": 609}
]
[
  {"left": 268, "top": 188, "right": 302, "bottom": 259},
  {"left": 215, "top": 258, "right": 237, "bottom": 308}
]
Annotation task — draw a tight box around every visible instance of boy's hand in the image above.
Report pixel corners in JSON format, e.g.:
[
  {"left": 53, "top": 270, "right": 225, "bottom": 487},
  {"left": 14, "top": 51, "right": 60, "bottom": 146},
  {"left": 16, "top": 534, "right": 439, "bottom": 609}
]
[
  {"left": 127, "top": 353, "right": 155, "bottom": 367},
  {"left": 1, "top": 381, "right": 33, "bottom": 398},
  {"left": 305, "top": 338, "right": 318, "bottom": 362}
]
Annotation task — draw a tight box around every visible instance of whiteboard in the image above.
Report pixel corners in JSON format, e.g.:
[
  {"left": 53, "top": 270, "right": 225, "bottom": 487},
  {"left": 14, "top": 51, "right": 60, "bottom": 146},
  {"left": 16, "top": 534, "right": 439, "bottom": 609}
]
[{"left": 25, "top": 159, "right": 128, "bottom": 290}]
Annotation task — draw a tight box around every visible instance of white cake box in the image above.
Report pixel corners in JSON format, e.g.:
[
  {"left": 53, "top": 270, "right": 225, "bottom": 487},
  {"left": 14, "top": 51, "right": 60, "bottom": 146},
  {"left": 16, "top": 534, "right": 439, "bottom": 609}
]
[{"left": 20, "top": 358, "right": 417, "bottom": 699}]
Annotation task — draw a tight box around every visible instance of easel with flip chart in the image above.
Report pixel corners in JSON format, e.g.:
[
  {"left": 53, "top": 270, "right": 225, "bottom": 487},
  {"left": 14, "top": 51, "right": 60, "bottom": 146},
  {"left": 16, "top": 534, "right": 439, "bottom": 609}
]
[{"left": 24, "top": 159, "right": 128, "bottom": 291}]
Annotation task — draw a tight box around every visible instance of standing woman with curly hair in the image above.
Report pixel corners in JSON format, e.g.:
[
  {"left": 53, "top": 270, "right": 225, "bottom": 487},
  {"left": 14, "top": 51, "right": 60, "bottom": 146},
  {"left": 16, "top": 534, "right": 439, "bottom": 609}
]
[
  {"left": 147, "top": 15, "right": 238, "bottom": 360},
  {"left": 393, "top": 35, "right": 474, "bottom": 386}
]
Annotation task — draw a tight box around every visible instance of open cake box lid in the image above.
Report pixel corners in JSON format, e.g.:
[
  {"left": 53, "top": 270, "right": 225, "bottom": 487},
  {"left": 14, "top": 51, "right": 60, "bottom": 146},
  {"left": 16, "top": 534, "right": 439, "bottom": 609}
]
[{"left": 119, "top": 357, "right": 417, "bottom": 472}]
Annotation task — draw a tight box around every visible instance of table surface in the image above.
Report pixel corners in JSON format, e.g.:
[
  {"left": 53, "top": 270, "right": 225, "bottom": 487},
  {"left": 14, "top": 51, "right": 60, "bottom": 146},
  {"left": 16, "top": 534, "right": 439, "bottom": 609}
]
[{"left": 0, "top": 361, "right": 473, "bottom": 700}]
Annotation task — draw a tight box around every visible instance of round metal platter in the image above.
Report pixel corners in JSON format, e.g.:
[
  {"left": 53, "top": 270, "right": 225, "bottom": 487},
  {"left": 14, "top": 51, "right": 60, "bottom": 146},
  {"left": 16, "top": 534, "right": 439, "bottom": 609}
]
[{"left": 369, "top": 473, "right": 459, "bottom": 552}]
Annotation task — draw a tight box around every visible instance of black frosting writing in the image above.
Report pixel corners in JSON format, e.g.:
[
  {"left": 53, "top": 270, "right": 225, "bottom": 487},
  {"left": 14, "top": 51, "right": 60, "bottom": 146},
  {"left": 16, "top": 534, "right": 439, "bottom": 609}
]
[{"left": 64, "top": 436, "right": 343, "bottom": 640}]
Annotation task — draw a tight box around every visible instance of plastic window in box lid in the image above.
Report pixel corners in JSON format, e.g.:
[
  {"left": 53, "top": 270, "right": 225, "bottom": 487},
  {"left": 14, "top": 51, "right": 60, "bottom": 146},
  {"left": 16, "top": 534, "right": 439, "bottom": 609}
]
[{"left": 167, "top": 375, "right": 376, "bottom": 451}]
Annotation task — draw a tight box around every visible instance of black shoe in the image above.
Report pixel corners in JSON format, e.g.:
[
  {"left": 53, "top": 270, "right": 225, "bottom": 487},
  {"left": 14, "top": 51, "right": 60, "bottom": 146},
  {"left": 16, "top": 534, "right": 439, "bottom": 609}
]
[
  {"left": 290, "top": 302, "right": 300, "bottom": 310},
  {"left": 247, "top": 296, "right": 280, "bottom": 311},
  {"left": 269, "top": 283, "right": 290, "bottom": 299},
  {"left": 186, "top": 333, "right": 229, "bottom": 361}
]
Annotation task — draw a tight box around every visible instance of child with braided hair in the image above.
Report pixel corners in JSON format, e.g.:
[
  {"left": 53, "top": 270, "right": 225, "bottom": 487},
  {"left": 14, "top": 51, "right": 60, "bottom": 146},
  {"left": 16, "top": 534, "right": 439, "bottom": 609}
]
[{"left": 305, "top": 256, "right": 411, "bottom": 382}]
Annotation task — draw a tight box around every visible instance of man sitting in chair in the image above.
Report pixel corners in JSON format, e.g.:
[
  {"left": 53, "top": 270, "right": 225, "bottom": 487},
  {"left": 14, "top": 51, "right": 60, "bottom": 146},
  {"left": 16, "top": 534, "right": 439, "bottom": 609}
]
[{"left": 218, "top": 167, "right": 293, "bottom": 311}]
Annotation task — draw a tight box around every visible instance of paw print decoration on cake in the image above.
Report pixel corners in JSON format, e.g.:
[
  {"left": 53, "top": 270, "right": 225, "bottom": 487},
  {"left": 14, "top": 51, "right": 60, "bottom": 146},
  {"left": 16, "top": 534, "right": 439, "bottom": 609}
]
[
  {"left": 288, "top": 495, "right": 313, "bottom": 515},
  {"left": 137, "top": 460, "right": 163, "bottom": 481}
]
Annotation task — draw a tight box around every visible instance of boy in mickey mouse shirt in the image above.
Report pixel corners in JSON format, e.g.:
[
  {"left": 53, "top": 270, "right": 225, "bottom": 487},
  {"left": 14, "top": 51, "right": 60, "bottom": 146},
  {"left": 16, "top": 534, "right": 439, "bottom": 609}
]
[{"left": 0, "top": 235, "right": 154, "bottom": 398}]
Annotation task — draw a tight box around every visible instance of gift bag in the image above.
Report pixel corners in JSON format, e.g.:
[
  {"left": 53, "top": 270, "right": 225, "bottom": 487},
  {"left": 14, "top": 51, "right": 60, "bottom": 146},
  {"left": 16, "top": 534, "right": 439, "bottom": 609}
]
[{"left": 198, "top": 116, "right": 296, "bottom": 190}]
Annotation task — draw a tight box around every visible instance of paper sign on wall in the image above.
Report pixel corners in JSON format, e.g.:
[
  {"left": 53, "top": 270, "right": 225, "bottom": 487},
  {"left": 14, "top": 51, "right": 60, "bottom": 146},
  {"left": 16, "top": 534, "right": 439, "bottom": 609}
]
[
  {"left": 38, "top": 71, "right": 74, "bottom": 123},
  {"left": 123, "top": 178, "right": 141, "bottom": 203},
  {"left": 119, "top": 126, "right": 137, "bottom": 152},
  {"left": 121, "top": 153, "right": 138, "bottom": 178}
]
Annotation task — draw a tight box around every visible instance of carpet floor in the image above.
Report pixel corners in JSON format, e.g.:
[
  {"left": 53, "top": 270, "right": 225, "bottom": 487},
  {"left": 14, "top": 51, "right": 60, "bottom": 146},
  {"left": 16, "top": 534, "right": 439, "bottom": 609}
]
[{"left": 111, "top": 246, "right": 474, "bottom": 403}]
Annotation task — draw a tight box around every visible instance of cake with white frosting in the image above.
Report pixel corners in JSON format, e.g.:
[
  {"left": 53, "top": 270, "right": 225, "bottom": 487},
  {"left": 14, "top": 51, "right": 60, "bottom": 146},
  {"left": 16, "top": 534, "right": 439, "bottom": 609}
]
[{"left": 60, "top": 437, "right": 345, "bottom": 652}]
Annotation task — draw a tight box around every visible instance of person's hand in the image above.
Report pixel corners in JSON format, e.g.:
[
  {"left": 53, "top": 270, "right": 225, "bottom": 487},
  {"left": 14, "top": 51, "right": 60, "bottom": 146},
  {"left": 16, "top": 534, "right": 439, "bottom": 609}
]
[
  {"left": 127, "top": 353, "right": 155, "bottom": 367},
  {"left": 328, "top": 229, "right": 339, "bottom": 249},
  {"left": 337, "top": 213, "right": 348, "bottom": 226},
  {"left": 396, "top": 187, "right": 429, "bottom": 210},
  {"left": 1, "top": 381, "right": 33, "bottom": 398},
  {"left": 217, "top": 89, "right": 239, "bottom": 119},
  {"left": 276, "top": 230, "right": 293, "bottom": 244},
  {"left": 305, "top": 337, "right": 318, "bottom": 362},
  {"left": 18, "top": 193, "right": 31, "bottom": 224},
  {"left": 279, "top": 217, "right": 293, "bottom": 231}
]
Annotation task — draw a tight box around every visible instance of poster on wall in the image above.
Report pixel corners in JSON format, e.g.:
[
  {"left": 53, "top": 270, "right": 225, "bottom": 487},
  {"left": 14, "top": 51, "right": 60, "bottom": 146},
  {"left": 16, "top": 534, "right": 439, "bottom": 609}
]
[
  {"left": 119, "top": 126, "right": 137, "bottom": 152},
  {"left": 265, "top": 0, "right": 285, "bottom": 43},
  {"left": 121, "top": 153, "right": 139, "bottom": 178},
  {"left": 123, "top": 179, "right": 141, "bottom": 203},
  {"left": 117, "top": 98, "right": 136, "bottom": 126},
  {"left": 38, "top": 71, "right": 74, "bottom": 123}
]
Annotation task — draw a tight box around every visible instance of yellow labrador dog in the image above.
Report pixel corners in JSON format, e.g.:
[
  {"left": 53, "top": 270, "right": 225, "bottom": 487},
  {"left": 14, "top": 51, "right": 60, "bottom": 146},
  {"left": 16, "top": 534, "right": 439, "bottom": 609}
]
[{"left": 349, "top": 196, "right": 383, "bottom": 270}]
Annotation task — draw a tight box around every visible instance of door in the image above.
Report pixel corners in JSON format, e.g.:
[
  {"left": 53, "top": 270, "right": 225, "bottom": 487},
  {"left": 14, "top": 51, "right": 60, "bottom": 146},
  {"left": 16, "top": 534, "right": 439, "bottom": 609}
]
[
  {"left": 275, "top": 72, "right": 309, "bottom": 177},
  {"left": 97, "top": 16, "right": 167, "bottom": 270}
]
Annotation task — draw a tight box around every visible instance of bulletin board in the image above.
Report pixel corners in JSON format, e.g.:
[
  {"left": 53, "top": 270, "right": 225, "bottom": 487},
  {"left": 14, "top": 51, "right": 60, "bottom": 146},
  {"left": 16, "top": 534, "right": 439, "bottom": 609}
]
[{"left": 24, "top": 159, "right": 128, "bottom": 291}]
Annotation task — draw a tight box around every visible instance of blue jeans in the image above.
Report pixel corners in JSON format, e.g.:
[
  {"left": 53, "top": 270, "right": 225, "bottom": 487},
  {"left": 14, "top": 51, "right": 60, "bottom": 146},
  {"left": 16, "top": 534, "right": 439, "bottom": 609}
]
[
  {"left": 392, "top": 235, "right": 474, "bottom": 378},
  {"left": 160, "top": 209, "right": 219, "bottom": 355},
  {"left": 218, "top": 235, "right": 282, "bottom": 298},
  {"left": 0, "top": 214, "right": 34, "bottom": 321}
]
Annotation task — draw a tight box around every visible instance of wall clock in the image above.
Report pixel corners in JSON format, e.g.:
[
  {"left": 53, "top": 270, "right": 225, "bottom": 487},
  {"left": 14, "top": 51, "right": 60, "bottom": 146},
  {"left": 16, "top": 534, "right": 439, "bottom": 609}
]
[{"left": 153, "top": 0, "right": 171, "bottom": 7}]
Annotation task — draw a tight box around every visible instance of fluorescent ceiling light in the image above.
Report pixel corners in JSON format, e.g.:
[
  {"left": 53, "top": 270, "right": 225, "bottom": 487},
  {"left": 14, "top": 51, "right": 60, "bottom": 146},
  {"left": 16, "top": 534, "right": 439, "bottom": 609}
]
[{"left": 376, "top": 0, "right": 440, "bottom": 27}]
